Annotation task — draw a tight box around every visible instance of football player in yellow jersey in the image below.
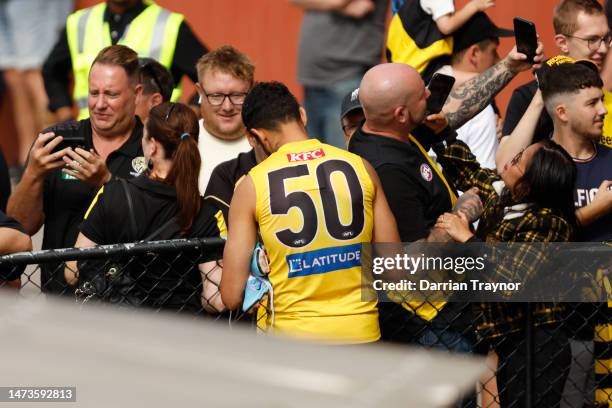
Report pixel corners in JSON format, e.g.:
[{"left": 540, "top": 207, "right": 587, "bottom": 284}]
[{"left": 220, "top": 81, "right": 400, "bottom": 344}]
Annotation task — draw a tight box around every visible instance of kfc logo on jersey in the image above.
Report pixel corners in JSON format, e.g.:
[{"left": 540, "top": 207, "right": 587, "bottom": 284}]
[
  {"left": 287, "top": 148, "right": 326, "bottom": 162},
  {"left": 420, "top": 163, "right": 433, "bottom": 182}
]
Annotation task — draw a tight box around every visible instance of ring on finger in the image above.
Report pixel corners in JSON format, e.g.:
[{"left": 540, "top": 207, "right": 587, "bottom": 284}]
[{"left": 72, "top": 159, "right": 81, "bottom": 167}]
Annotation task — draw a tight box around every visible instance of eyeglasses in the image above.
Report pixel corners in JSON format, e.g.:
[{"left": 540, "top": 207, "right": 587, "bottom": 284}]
[
  {"left": 164, "top": 103, "right": 176, "bottom": 121},
  {"left": 563, "top": 33, "right": 612, "bottom": 50},
  {"left": 203, "top": 91, "right": 248, "bottom": 106},
  {"left": 509, "top": 148, "right": 525, "bottom": 167}
]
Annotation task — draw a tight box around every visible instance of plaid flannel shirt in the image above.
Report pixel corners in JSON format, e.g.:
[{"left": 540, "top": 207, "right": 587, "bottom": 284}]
[{"left": 435, "top": 140, "right": 572, "bottom": 339}]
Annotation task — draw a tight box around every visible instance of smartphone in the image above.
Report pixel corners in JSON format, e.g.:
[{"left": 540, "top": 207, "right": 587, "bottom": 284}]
[
  {"left": 514, "top": 17, "right": 538, "bottom": 63},
  {"left": 53, "top": 136, "right": 86, "bottom": 154},
  {"left": 426, "top": 73, "right": 455, "bottom": 115},
  {"left": 42, "top": 121, "right": 86, "bottom": 154}
]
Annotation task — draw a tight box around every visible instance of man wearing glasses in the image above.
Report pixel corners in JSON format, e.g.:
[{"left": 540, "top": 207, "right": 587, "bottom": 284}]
[
  {"left": 194, "top": 46, "right": 254, "bottom": 194},
  {"left": 503, "top": 0, "right": 612, "bottom": 148}
]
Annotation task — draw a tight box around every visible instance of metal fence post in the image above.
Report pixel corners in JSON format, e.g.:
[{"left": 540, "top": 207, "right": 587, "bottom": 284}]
[{"left": 525, "top": 302, "right": 534, "bottom": 408}]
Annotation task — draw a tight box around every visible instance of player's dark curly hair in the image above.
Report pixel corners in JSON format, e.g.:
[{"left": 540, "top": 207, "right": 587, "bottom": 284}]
[{"left": 241, "top": 81, "right": 302, "bottom": 132}]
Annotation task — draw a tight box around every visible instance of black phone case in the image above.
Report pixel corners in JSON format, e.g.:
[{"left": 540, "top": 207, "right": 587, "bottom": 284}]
[
  {"left": 426, "top": 74, "right": 455, "bottom": 114},
  {"left": 42, "top": 120, "right": 86, "bottom": 153},
  {"left": 514, "top": 17, "right": 537, "bottom": 61}
]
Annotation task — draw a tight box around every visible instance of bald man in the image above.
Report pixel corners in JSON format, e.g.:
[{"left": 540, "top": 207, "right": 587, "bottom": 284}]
[
  {"left": 348, "top": 46, "right": 543, "bottom": 348},
  {"left": 351, "top": 45, "right": 543, "bottom": 243}
]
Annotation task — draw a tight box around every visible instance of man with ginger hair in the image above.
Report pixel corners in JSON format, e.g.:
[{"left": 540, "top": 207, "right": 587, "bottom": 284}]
[{"left": 195, "top": 46, "right": 254, "bottom": 194}]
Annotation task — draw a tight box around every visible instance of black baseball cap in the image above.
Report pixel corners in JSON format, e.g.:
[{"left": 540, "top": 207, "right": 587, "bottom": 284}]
[
  {"left": 539, "top": 55, "right": 598, "bottom": 73},
  {"left": 453, "top": 12, "right": 514, "bottom": 52},
  {"left": 340, "top": 87, "right": 362, "bottom": 119},
  {"left": 536, "top": 55, "right": 600, "bottom": 87}
]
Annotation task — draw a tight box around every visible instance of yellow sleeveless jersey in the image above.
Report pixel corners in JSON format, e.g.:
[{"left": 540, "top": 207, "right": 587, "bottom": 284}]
[
  {"left": 249, "top": 139, "right": 380, "bottom": 344},
  {"left": 602, "top": 90, "right": 612, "bottom": 148}
]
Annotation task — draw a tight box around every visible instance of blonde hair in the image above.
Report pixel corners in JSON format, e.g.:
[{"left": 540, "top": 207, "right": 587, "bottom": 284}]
[
  {"left": 553, "top": 0, "right": 603, "bottom": 35},
  {"left": 196, "top": 45, "right": 254, "bottom": 86}
]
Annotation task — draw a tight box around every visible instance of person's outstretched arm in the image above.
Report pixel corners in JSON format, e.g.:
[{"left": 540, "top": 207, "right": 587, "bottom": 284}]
[
  {"left": 495, "top": 89, "right": 544, "bottom": 174},
  {"left": 435, "top": 0, "right": 494, "bottom": 35},
  {"left": 442, "top": 43, "right": 544, "bottom": 130}
]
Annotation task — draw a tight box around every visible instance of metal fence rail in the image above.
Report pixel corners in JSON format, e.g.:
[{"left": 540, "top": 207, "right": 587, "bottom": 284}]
[{"left": 0, "top": 237, "right": 226, "bottom": 265}]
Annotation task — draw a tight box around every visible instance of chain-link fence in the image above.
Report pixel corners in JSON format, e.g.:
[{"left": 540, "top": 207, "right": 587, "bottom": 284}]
[
  {"left": 0, "top": 238, "right": 241, "bottom": 318},
  {"left": 0, "top": 239, "right": 610, "bottom": 407}
]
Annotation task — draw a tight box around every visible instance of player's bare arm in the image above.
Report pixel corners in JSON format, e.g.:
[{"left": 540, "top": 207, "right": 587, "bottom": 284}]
[{"left": 220, "top": 175, "right": 258, "bottom": 310}]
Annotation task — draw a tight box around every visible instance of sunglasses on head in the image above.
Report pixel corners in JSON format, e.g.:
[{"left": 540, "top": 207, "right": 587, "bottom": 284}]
[{"left": 139, "top": 59, "right": 172, "bottom": 101}]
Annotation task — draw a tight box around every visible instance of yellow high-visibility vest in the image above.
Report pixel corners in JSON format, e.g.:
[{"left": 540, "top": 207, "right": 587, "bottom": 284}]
[{"left": 66, "top": 1, "right": 183, "bottom": 119}]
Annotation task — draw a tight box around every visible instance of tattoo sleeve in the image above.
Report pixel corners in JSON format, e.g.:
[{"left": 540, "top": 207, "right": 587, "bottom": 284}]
[
  {"left": 451, "top": 190, "right": 484, "bottom": 222},
  {"left": 443, "top": 59, "right": 516, "bottom": 130},
  {"left": 424, "top": 191, "right": 483, "bottom": 243}
]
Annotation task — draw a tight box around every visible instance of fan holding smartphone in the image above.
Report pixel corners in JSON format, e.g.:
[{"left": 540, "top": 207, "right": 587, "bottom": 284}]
[
  {"left": 514, "top": 17, "right": 539, "bottom": 63},
  {"left": 6, "top": 45, "right": 147, "bottom": 296},
  {"left": 41, "top": 120, "right": 86, "bottom": 156},
  {"left": 425, "top": 11, "right": 514, "bottom": 169}
]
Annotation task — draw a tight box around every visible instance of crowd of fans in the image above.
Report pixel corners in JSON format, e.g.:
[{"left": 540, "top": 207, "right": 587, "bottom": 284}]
[{"left": 0, "top": 0, "right": 611, "bottom": 407}]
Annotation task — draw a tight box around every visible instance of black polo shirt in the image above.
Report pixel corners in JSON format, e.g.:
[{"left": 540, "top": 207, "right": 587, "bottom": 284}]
[
  {"left": 349, "top": 128, "right": 475, "bottom": 342},
  {"left": 41, "top": 118, "right": 145, "bottom": 294},
  {"left": 349, "top": 128, "right": 455, "bottom": 241},
  {"left": 203, "top": 149, "right": 257, "bottom": 226},
  {"left": 81, "top": 176, "right": 222, "bottom": 313}
]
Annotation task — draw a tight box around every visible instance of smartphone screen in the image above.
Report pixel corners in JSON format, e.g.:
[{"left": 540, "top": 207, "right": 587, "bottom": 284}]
[
  {"left": 514, "top": 17, "right": 538, "bottom": 63},
  {"left": 426, "top": 73, "right": 455, "bottom": 115}
]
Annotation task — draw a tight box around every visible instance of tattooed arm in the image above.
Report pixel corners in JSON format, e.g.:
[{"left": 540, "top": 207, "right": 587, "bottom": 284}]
[
  {"left": 442, "top": 44, "right": 544, "bottom": 130},
  {"left": 426, "top": 187, "right": 483, "bottom": 243}
]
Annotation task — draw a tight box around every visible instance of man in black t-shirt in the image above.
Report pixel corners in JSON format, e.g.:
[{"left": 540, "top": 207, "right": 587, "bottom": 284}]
[{"left": 7, "top": 45, "right": 146, "bottom": 294}]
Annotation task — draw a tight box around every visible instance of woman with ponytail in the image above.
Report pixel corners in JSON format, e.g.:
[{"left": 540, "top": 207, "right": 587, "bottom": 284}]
[{"left": 67, "top": 102, "right": 225, "bottom": 314}]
